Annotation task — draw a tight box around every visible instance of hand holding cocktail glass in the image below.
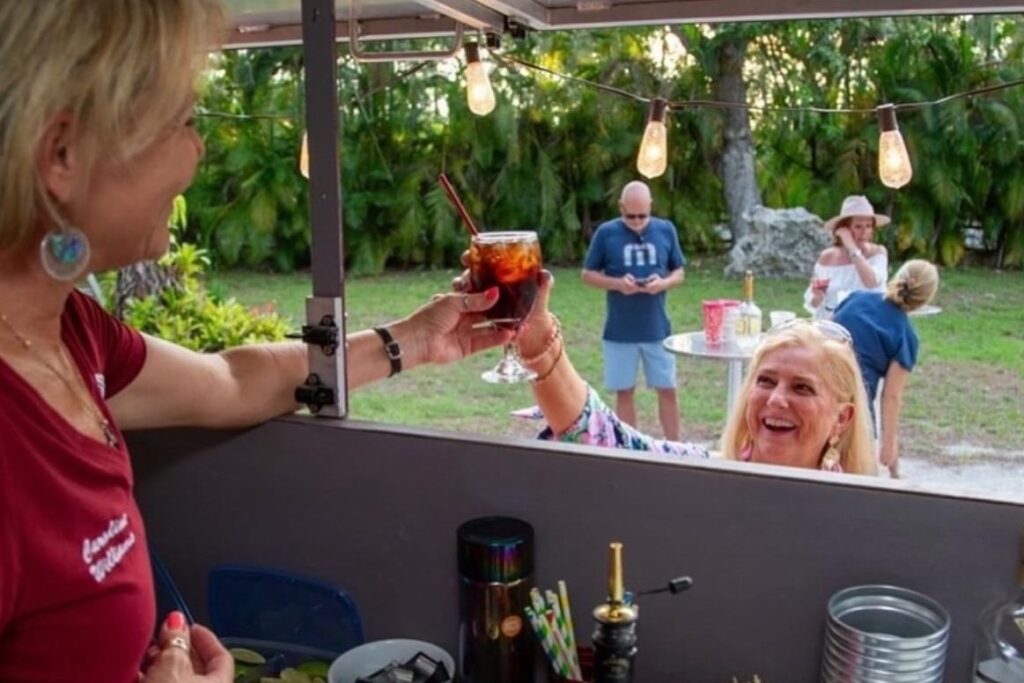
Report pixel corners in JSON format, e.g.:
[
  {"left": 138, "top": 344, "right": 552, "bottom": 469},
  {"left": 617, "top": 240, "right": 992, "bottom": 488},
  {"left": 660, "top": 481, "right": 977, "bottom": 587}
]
[
  {"left": 396, "top": 286, "right": 515, "bottom": 367},
  {"left": 440, "top": 173, "right": 543, "bottom": 383}
]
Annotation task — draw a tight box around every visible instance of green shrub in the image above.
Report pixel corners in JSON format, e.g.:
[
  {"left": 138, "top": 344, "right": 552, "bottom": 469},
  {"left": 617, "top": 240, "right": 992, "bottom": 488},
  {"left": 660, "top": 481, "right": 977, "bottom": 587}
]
[{"left": 119, "top": 196, "right": 290, "bottom": 352}]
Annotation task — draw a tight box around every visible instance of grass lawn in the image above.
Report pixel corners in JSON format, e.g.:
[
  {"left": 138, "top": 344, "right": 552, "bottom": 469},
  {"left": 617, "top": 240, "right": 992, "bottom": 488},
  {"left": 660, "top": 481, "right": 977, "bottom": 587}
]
[{"left": 209, "top": 260, "right": 1024, "bottom": 461}]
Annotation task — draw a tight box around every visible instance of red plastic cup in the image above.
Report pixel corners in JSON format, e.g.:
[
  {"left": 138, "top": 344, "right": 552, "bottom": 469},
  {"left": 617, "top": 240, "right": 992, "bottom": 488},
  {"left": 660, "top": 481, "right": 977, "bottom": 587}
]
[{"left": 702, "top": 300, "right": 726, "bottom": 345}]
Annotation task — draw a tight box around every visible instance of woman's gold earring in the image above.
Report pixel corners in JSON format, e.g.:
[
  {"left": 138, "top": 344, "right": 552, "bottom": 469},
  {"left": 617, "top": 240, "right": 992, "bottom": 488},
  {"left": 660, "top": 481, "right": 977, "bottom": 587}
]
[{"left": 821, "top": 435, "right": 841, "bottom": 472}]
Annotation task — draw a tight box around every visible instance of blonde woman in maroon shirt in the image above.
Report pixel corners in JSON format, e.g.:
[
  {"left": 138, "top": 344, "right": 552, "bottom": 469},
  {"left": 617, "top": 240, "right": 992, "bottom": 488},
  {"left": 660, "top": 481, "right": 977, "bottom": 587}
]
[{"left": 0, "top": 3, "right": 510, "bottom": 681}]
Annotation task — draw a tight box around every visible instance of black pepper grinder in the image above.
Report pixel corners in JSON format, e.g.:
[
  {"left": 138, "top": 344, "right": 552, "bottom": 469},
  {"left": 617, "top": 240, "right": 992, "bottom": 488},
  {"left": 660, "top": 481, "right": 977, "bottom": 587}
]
[
  {"left": 457, "top": 516, "right": 536, "bottom": 683},
  {"left": 592, "top": 542, "right": 638, "bottom": 683}
]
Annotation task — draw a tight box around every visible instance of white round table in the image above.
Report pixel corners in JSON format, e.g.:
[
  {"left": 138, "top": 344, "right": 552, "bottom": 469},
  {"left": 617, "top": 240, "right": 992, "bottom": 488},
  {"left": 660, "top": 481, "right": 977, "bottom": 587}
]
[
  {"left": 663, "top": 331, "right": 756, "bottom": 417},
  {"left": 910, "top": 304, "right": 942, "bottom": 317}
]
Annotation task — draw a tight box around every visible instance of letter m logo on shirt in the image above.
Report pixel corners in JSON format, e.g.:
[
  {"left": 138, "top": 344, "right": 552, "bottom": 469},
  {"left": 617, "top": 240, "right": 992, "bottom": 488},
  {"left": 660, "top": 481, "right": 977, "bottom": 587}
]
[{"left": 623, "top": 243, "right": 657, "bottom": 267}]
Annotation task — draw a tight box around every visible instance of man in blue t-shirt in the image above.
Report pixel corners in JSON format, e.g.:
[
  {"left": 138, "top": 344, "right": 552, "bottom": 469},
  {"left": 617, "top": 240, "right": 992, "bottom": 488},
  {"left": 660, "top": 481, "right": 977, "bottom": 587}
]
[{"left": 582, "top": 181, "right": 686, "bottom": 440}]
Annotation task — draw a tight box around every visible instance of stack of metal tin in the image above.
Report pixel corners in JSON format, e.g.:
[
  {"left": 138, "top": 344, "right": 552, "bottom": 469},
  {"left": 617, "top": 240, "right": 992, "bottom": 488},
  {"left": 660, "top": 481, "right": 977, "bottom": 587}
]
[{"left": 820, "top": 585, "right": 951, "bottom": 683}]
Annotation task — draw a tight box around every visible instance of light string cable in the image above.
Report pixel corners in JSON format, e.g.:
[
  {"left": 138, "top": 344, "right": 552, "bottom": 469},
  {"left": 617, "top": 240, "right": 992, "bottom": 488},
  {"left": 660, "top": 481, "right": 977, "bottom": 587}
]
[
  {"left": 193, "top": 61, "right": 434, "bottom": 122},
  {"left": 191, "top": 52, "right": 1024, "bottom": 121},
  {"left": 190, "top": 49, "right": 1024, "bottom": 183},
  {"left": 490, "top": 51, "right": 650, "bottom": 105},
  {"left": 490, "top": 50, "right": 1024, "bottom": 116},
  {"left": 489, "top": 50, "right": 1024, "bottom": 182}
]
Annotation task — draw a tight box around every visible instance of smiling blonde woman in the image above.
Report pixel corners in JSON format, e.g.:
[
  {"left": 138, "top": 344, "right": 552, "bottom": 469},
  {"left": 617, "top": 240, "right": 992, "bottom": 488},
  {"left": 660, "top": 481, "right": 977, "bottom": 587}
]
[
  {"left": 479, "top": 270, "right": 876, "bottom": 476},
  {"left": 720, "top": 321, "right": 877, "bottom": 476}
]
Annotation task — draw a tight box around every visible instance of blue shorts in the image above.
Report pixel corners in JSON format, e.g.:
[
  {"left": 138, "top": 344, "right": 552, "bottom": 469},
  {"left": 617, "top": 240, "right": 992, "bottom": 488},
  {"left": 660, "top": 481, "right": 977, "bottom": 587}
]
[{"left": 602, "top": 340, "right": 677, "bottom": 391}]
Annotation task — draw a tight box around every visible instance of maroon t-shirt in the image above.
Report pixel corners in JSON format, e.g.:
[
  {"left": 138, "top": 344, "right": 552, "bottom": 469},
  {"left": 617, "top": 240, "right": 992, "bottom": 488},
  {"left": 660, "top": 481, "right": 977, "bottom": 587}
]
[{"left": 0, "top": 291, "right": 153, "bottom": 682}]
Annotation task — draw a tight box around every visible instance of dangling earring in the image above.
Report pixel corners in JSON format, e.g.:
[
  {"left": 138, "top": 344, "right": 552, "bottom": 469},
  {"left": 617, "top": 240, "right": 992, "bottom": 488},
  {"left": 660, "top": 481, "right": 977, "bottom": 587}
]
[
  {"left": 820, "top": 434, "right": 842, "bottom": 472},
  {"left": 739, "top": 440, "right": 754, "bottom": 462},
  {"left": 40, "top": 221, "right": 90, "bottom": 281}
]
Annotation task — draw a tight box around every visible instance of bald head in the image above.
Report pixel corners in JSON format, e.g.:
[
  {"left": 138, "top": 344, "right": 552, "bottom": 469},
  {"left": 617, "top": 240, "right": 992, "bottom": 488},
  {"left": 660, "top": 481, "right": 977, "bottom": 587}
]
[
  {"left": 620, "top": 181, "right": 652, "bottom": 204},
  {"left": 618, "top": 181, "right": 653, "bottom": 232}
]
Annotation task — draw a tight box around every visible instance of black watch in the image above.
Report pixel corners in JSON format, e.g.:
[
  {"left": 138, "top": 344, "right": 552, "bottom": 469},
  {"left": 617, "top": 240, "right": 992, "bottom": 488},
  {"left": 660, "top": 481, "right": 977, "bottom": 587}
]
[{"left": 373, "top": 326, "right": 402, "bottom": 377}]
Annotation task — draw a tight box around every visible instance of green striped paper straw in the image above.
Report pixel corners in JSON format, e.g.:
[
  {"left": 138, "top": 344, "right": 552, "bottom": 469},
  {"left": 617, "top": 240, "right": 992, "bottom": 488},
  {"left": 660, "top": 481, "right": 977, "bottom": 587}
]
[
  {"left": 544, "top": 604, "right": 580, "bottom": 680},
  {"left": 530, "top": 587, "right": 547, "bottom": 616},
  {"left": 525, "top": 605, "right": 573, "bottom": 679},
  {"left": 546, "top": 589, "right": 581, "bottom": 680},
  {"left": 558, "top": 581, "right": 579, "bottom": 669}
]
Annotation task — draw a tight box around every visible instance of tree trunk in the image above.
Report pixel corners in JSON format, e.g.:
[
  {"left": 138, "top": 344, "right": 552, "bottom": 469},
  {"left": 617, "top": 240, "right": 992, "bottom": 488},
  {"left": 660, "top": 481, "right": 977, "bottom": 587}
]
[
  {"left": 713, "top": 35, "right": 761, "bottom": 243},
  {"left": 113, "top": 261, "right": 178, "bottom": 319}
]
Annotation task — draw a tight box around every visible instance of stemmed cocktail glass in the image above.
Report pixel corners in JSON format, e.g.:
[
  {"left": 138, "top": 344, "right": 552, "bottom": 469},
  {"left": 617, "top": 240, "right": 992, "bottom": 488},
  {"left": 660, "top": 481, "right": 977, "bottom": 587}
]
[{"left": 467, "top": 231, "right": 542, "bottom": 384}]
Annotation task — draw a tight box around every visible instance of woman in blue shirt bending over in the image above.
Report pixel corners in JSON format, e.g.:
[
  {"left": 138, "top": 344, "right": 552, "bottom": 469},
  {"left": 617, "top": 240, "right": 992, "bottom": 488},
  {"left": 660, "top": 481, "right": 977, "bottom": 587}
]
[{"left": 833, "top": 260, "right": 939, "bottom": 479}]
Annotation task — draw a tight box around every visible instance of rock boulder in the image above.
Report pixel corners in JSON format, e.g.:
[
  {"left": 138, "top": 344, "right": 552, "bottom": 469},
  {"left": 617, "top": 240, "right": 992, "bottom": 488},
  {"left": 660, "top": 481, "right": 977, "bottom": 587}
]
[{"left": 724, "top": 206, "right": 831, "bottom": 279}]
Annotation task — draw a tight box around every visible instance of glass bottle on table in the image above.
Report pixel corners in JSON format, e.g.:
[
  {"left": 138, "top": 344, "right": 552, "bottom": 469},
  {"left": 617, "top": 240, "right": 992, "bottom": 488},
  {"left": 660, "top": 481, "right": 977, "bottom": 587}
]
[
  {"left": 736, "top": 270, "right": 762, "bottom": 349},
  {"left": 974, "top": 535, "right": 1024, "bottom": 681}
]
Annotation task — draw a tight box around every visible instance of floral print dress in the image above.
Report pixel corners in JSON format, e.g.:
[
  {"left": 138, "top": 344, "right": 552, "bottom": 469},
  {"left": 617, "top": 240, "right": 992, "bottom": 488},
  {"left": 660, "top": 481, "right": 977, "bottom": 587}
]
[{"left": 537, "top": 386, "right": 710, "bottom": 460}]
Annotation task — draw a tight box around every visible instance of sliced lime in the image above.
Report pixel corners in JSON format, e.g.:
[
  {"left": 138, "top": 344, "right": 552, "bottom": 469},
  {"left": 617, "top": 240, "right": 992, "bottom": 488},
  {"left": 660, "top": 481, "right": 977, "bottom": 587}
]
[
  {"left": 297, "top": 661, "right": 330, "bottom": 677},
  {"left": 229, "top": 647, "right": 267, "bottom": 665}
]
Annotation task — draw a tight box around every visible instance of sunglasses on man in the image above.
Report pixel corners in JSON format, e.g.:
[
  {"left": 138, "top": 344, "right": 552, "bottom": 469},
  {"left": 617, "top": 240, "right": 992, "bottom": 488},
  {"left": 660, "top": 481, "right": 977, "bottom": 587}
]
[{"left": 622, "top": 213, "right": 649, "bottom": 220}]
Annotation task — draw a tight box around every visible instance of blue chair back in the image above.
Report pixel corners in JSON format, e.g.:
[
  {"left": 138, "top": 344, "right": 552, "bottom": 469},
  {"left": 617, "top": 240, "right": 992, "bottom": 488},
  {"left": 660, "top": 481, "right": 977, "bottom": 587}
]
[{"left": 207, "top": 565, "right": 364, "bottom": 656}]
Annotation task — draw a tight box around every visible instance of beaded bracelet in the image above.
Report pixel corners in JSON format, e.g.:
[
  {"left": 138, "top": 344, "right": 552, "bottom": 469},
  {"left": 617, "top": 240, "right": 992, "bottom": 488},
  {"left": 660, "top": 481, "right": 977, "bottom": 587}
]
[
  {"left": 517, "top": 313, "right": 562, "bottom": 365},
  {"left": 531, "top": 338, "right": 565, "bottom": 384}
]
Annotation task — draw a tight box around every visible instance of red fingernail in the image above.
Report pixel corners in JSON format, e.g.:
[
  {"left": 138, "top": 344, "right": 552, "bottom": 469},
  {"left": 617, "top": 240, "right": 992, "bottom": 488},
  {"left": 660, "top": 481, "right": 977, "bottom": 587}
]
[
  {"left": 485, "top": 287, "right": 499, "bottom": 301},
  {"left": 165, "top": 611, "right": 186, "bottom": 630}
]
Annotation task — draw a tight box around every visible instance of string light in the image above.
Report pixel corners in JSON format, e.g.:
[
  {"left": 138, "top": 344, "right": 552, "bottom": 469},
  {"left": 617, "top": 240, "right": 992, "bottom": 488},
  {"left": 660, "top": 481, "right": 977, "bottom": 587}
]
[
  {"left": 200, "top": 56, "right": 1024, "bottom": 190},
  {"left": 464, "top": 42, "right": 496, "bottom": 116},
  {"left": 637, "top": 98, "right": 668, "bottom": 179},
  {"left": 494, "top": 54, "right": 1024, "bottom": 188},
  {"left": 876, "top": 104, "right": 913, "bottom": 189},
  {"left": 299, "top": 130, "right": 310, "bottom": 179}
]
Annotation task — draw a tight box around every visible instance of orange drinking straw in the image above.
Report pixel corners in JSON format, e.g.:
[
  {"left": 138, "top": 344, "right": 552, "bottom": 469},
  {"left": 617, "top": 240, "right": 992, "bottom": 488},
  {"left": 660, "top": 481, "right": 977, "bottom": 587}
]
[{"left": 438, "top": 173, "right": 480, "bottom": 237}]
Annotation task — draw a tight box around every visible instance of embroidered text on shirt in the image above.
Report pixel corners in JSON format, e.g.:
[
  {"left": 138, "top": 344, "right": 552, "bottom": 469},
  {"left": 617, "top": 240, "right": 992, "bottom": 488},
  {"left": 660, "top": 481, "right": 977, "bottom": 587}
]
[{"left": 81, "top": 513, "right": 136, "bottom": 583}]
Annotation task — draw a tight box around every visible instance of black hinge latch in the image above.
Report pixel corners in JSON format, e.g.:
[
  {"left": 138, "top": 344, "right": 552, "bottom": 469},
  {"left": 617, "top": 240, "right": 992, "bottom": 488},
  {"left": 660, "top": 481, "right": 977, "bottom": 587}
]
[
  {"left": 286, "top": 315, "right": 338, "bottom": 356},
  {"left": 294, "top": 373, "right": 336, "bottom": 414}
]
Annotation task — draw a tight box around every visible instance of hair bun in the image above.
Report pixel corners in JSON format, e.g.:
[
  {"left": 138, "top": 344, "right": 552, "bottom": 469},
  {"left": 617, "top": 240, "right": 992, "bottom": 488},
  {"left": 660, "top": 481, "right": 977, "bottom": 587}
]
[{"left": 897, "top": 279, "right": 912, "bottom": 303}]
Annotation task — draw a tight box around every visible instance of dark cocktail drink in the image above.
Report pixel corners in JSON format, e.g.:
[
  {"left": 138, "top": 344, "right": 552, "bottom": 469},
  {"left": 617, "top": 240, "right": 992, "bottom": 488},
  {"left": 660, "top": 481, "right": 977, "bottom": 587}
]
[
  {"left": 468, "top": 231, "right": 542, "bottom": 328},
  {"left": 467, "top": 231, "right": 542, "bottom": 383}
]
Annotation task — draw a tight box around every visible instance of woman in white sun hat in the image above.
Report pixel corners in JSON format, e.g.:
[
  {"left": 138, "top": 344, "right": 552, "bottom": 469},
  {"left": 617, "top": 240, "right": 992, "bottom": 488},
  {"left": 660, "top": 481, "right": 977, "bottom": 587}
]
[{"left": 804, "top": 195, "right": 890, "bottom": 319}]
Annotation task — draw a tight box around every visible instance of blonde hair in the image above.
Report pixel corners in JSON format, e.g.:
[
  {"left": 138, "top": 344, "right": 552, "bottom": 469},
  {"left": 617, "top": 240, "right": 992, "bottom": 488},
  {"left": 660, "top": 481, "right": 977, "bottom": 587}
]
[
  {"left": 720, "top": 323, "right": 876, "bottom": 476},
  {"left": 0, "top": 0, "right": 225, "bottom": 249},
  {"left": 885, "top": 259, "right": 939, "bottom": 312}
]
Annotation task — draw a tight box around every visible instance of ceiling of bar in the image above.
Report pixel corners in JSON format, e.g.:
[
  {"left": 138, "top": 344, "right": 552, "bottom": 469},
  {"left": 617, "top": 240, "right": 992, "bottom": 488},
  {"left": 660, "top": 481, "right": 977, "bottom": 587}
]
[{"left": 224, "top": 0, "right": 1024, "bottom": 46}]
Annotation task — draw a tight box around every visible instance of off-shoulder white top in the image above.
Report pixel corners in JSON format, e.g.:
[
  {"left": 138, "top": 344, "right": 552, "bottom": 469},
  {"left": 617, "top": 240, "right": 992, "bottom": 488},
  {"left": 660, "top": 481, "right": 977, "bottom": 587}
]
[{"left": 803, "top": 252, "right": 888, "bottom": 318}]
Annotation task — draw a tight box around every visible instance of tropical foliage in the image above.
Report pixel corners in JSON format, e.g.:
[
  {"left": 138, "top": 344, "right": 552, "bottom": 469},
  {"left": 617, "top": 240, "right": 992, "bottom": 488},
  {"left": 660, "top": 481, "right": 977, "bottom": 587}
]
[
  {"left": 117, "top": 196, "right": 290, "bottom": 351},
  {"left": 184, "top": 14, "right": 1024, "bottom": 272}
]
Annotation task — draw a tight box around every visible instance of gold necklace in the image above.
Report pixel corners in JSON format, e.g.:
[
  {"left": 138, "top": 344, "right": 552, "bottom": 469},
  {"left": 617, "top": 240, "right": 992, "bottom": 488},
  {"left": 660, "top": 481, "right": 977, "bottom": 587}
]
[{"left": 0, "top": 313, "right": 119, "bottom": 448}]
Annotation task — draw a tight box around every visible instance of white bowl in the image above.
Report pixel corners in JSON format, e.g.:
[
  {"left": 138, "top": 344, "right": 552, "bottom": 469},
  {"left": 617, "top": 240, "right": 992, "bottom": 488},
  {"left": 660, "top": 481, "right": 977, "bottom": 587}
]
[{"left": 327, "top": 639, "right": 454, "bottom": 683}]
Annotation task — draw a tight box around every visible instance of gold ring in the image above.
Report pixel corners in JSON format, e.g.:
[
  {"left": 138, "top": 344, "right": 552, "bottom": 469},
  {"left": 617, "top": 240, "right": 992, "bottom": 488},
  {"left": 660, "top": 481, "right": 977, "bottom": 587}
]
[{"left": 168, "top": 636, "right": 190, "bottom": 654}]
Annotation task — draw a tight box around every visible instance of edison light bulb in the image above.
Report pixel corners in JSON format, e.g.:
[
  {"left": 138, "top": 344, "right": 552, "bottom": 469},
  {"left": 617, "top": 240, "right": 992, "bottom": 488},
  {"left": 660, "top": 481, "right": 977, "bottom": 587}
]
[
  {"left": 464, "top": 42, "right": 495, "bottom": 116},
  {"left": 299, "top": 130, "right": 309, "bottom": 179},
  {"left": 636, "top": 98, "right": 668, "bottom": 179},
  {"left": 877, "top": 104, "right": 912, "bottom": 189}
]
